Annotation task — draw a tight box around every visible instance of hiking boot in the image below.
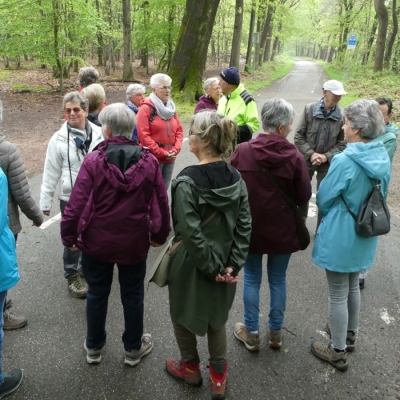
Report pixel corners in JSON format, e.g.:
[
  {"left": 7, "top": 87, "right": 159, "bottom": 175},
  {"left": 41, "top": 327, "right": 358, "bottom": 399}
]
[
  {"left": 233, "top": 322, "right": 260, "bottom": 352},
  {"left": 165, "top": 359, "right": 203, "bottom": 387},
  {"left": 124, "top": 333, "right": 153, "bottom": 367},
  {"left": 84, "top": 340, "right": 102, "bottom": 364},
  {"left": 210, "top": 363, "right": 227, "bottom": 400},
  {"left": 325, "top": 323, "right": 356, "bottom": 352},
  {"left": 311, "top": 340, "right": 348, "bottom": 372},
  {"left": 359, "top": 278, "right": 365, "bottom": 289},
  {"left": 5, "top": 298, "right": 12, "bottom": 310},
  {"left": 0, "top": 368, "right": 23, "bottom": 398},
  {"left": 67, "top": 274, "right": 88, "bottom": 299},
  {"left": 3, "top": 310, "right": 28, "bottom": 331},
  {"left": 268, "top": 328, "right": 282, "bottom": 349}
]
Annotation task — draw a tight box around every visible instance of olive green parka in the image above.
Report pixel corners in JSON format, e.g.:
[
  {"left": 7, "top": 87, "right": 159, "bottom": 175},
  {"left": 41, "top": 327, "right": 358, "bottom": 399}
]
[{"left": 168, "top": 174, "right": 251, "bottom": 336}]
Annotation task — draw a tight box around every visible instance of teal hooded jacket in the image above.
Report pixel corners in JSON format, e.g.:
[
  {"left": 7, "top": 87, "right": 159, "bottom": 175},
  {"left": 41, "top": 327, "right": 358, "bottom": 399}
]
[
  {"left": 372, "top": 123, "right": 398, "bottom": 164},
  {"left": 312, "top": 141, "right": 391, "bottom": 273}
]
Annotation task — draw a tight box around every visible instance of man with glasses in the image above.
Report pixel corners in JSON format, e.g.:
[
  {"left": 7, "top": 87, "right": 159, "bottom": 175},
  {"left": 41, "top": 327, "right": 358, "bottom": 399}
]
[{"left": 40, "top": 92, "right": 103, "bottom": 298}]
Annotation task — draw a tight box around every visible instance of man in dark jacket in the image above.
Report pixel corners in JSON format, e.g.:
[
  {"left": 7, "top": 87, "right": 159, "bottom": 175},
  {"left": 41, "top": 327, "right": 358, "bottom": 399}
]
[
  {"left": 294, "top": 80, "right": 347, "bottom": 222},
  {"left": 61, "top": 103, "right": 170, "bottom": 367}
]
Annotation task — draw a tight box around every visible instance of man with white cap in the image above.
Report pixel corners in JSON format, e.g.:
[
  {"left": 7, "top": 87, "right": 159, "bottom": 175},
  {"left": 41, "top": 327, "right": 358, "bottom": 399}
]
[{"left": 295, "top": 80, "right": 347, "bottom": 223}]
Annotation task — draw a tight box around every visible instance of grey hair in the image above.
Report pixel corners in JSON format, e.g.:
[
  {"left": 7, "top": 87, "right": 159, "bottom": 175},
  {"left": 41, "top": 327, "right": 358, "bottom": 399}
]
[
  {"left": 150, "top": 73, "right": 172, "bottom": 88},
  {"left": 0, "top": 100, "right": 3, "bottom": 123},
  {"left": 126, "top": 84, "right": 146, "bottom": 101},
  {"left": 78, "top": 66, "right": 100, "bottom": 88},
  {"left": 98, "top": 103, "right": 135, "bottom": 139},
  {"left": 203, "top": 77, "right": 219, "bottom": 92},
  {"left": 81, "top": 84, "right": 106, "bottom": 112},
  {"left": 343, "top": 100, "right": 385, "bottom": 139},
  {"left": 190, "top": 110, "right": 237, "bottom": 158},
  {"left": 62, "top": 91, "right": 89, "bottom": 110},
  {"left": 261, "top": 98, "right": 295, "bottom": 132}
]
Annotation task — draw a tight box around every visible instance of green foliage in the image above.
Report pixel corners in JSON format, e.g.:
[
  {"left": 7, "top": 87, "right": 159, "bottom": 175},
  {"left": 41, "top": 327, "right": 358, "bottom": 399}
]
[{"left": 12, "top": 83, "right": 46, "bottom": 92}]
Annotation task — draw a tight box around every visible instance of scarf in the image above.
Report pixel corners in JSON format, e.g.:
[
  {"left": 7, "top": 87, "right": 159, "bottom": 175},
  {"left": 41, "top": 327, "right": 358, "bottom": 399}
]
[{"left": 150, "top": 93, "right": 176, "bottom": 121}]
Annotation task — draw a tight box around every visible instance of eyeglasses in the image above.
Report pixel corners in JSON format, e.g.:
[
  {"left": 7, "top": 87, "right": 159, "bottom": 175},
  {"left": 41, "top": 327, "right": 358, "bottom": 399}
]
[
  {"left": 158, "top": 86, "right": 172, "bottom": 91},
  {"left": 65, "top": 107, "right": 83, "bottom": 114},
  {"left": 188, "top": 130, "right": 204, "bottom": 136},
  {"left": 210, "top": 87, "right": 222, "bottom": 91}
]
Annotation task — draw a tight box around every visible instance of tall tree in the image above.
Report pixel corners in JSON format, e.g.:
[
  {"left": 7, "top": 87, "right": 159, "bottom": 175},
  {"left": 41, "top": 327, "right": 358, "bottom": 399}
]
[
  {"left": 245, "top": 1, "right": 257, "bottom": 72},
  {"left": 384, "top": 0, "right": 398, "bottom": 67},
  {"left": 374, "top": 0, "right": 388, "bottom": 72},
  {"left": 230, "top": 0, "right": 244, "bottom": 68},
  {"left": 168, "top": 0, "right": 220, "bottom": 100},
  {"left": 122, "top": 0, "right": 134, "bottom": 79}
]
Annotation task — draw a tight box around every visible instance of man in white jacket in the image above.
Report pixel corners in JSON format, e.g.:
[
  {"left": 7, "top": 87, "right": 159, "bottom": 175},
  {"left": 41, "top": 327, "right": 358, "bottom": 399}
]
[{"left": 40, "top": 92, "right": 103, "bottom": 298}]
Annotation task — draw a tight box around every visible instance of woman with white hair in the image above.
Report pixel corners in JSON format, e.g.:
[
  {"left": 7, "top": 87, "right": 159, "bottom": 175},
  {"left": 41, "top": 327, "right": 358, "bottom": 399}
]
[
  {"left": 194, "top": 77, "right": 221, "bottom": 114},
  {"left": 78, "top": 66, "right": 100, "bottom": 89},
  {"left": 126, "top": 83, "right": 146, "bottom": 140},
  {"left": 136, "top": 73, "right": 183, "bottom": 189},
  {"left": 310, "top": 100, "right": 391, "bottom": 371},
  {"left": 232, "top": 98, "right": 311, "bottom": 354},
  {"left": 61, "top": 103, "right": 170, "bottom": 367}
]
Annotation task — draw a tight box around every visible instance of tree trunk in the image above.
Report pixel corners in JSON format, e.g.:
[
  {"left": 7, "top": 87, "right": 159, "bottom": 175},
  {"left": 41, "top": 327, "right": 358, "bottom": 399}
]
[
  {"left": 259, "top": 3, "right": 274, "bottom": 65},
  {"left": 374, "top": 0, "right": 388, "bottom": 72},
  {"left": 384, "top": 0, "right": 398, "bottom": 67},
  {"left": 229, "top": 0, "right": 244, "bottom": 68},
  {"left": 362, "top": 13, "right": 378, "bottom": 65},
  {"left": 122, "top": 0, "right": 134, "bottom": 80},
  {"left": 263, "top": 13, "right": 274, "bottom": 62},
  {"left": 95, "top": 0, "right": 104, "bottom": 66},
  {"left": 245, "top": 1, "right": 256, "bottom": 72},
  {"left": 168, "top": 0, "right": 220, "bottom": 101}
]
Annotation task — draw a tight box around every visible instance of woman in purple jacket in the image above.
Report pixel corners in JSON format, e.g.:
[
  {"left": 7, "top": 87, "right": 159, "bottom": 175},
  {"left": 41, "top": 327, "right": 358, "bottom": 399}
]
[
  {"left": 194, "top": 77, "right": 221, "bottom": 114},
  {"left": 60, "top": 103, "right": 170, "bottom": 367},
  {"left": 231, "top": 98, "right": 311, "bottom": 351}
]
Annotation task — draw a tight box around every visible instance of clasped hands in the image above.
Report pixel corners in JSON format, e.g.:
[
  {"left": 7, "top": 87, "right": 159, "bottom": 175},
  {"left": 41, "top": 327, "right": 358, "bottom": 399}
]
[
  {"left": 310, "top": 152, "right": 327, "bottom": 166},
  {"left": 215, "top": 267, "right": 238, "bottom": 284}
]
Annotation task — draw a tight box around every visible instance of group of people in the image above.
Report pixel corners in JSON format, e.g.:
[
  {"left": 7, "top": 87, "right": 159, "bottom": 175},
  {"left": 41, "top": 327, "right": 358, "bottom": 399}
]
[{"left": 0, "top": 63, "right": 397, "bottom": 399}]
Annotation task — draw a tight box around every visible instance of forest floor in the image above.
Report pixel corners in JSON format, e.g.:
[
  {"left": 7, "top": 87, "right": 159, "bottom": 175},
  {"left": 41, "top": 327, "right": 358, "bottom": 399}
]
[{"left": 0, "top": 62, "right": 399, "bottom": 216}]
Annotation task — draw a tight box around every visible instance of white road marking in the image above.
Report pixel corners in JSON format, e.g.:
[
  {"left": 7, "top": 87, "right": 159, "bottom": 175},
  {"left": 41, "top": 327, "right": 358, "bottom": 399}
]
[
  {"left": 308, "top": 201, "right": 317, "bottom": 217},
  {"left": 40, "top": 213, "right": 61, "bottom": 230},
  {"left": 380, "top": 308, "right": 395, "bottom": 325}
]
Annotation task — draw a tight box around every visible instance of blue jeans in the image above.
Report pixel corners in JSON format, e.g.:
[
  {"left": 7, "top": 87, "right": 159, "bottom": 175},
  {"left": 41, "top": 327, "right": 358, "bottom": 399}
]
[
  {"left": 82, "top": 252, "right": 146, "bottom": 351},
  {"left": 60, "top": 200, "right": 82, "bottom": 279},
  {"left": 243, "top": 252, "right": 292, "bottom": 331},
  {"left": 326, "top": 270, "right": 360, "bottom": 350},
  {"left": 0, "top": 291, "right": 6, "bottom": 384},
  {"left": 160, "top": 162, "right": 175, "bottom": 190}
]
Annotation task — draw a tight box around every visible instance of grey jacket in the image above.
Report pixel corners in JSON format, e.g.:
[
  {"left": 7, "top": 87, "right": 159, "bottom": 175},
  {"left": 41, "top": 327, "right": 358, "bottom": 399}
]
[
  {"left": 0, "top": 135, "right": 43, "bottom": 234},
  {"left": 294, "top": 100, "right": 346, "bottom": 170}
]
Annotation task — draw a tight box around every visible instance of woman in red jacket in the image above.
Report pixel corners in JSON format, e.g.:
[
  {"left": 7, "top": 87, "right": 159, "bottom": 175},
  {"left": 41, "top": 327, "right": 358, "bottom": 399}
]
[{"left": 136, "top": 73, "right": 184, "bottom": 190}]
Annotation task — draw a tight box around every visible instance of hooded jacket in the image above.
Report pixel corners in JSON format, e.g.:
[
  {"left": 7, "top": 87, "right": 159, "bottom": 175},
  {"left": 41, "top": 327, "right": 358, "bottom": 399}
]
[
  {"left": 168, "top": 163, "right": 251, "bottom": 336},
  {"left": 60, "top": 136, "right": 170, "bottom": 265},
  {"left": 312, "top": 141, "right": 391, "bottom": 273},
  {"left": 40, "top": 120, "right": 103, "bottom": 210},
  {"left": 0, "top": 135, "right": 43, "bottom": 234},
  {"left": 0, "top": 169, "right": 19, "bottom": 292},
  {"left": 136, "top": 98, "right": 184, "bottom": 164},
  {"left": 294, "top": 100, "right": 346, "bottom": 170},
  {"left": 231, "top": 133, "right": 312, "bottom": 254},
  {"left": 372, "top": 123, "right": 398, "bottom": 165},
  {"left": 194, "top": 95, "right": 218, "bottom": 114}
]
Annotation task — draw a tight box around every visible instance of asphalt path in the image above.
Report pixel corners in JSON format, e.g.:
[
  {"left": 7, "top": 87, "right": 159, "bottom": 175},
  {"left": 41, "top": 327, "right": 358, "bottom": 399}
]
[{"left": 4, "top": 60, "right": 400, "bottom": 399}]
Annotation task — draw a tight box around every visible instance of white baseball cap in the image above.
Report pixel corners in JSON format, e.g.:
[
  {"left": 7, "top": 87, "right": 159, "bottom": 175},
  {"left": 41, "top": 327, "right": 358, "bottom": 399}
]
[{"left": 323, "top": 80, "right": 347, "bottom": 95}]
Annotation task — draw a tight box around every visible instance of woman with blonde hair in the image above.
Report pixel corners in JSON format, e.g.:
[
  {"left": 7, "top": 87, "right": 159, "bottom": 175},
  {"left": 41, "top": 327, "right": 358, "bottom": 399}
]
[
  {"left": 81, "top": 83, "right": 106, "bottom": 127},
  {"left": 165, "top": 111, "right": 251, "bottom": 400}
]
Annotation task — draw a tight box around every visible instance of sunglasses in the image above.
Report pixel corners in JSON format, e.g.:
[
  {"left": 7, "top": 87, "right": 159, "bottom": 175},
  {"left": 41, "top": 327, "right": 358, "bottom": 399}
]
[{"left": 65, "top": 107, "right": 83, "bottom": 114}]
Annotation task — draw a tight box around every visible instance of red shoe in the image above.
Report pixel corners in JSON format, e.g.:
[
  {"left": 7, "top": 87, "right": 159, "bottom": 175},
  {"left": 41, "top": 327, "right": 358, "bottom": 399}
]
[
  {"left": 209, "top": 363, "right": 227, "bottom": 400},
  {"left": 165, "top": 358, "right": 203, "bottom": 386}
]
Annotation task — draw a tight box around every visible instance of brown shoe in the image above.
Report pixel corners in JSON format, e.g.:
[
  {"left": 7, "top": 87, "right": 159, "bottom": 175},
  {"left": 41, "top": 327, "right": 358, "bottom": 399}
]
[
  {"left": 67, "top": 274, "right": 88, "bottom": 299},
  {"left": 165, "top": 359, "right": 202, "bottom": 387},
  {"left": 3, "top": 310, "right": 28, "bottom": 331},
  {"left": 311, "top": 340, "right": 348, "bottom": 372},
  {"left": 268, "top": 328, "right": 282, "bottom": 349},
  {"left": 234, "top": 322, "right": 260, "bottom": 352},
  {"left": 325, "top": 323, "right": 356, "bottom": 352},
  {"left": 210, "top": 363, "right": 227, "bottom": 400}
]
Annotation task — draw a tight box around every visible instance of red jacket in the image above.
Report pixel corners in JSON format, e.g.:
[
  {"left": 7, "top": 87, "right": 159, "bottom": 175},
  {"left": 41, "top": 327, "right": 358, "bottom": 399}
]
[
  {"left": 231, "top": 133, "right": 311, "bottom": 254},
  {"left": 136, "top": 98, "right": 184, "bottom": 164}
]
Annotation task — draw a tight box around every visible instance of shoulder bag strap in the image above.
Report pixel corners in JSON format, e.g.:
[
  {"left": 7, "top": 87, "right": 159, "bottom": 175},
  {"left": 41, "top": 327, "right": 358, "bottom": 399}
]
[{"left": 200, "top": 210, "right": 219, "bottom": 228}]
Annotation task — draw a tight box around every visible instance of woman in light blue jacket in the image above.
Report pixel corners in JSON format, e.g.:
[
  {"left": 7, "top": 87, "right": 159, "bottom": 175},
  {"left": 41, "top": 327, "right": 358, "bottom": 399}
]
[
  {"left": 310, "top": 100, "right": 391, "bottom": 372},
  {"left": 0, "top": 168, "right": 23, "bottom": 396}
]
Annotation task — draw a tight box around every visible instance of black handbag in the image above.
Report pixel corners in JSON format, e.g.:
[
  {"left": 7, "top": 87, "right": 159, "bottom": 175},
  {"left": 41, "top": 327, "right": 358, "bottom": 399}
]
[
  {"left": 262, "top": 168, "right": 310, "bottom": 251},
  {"left": 341, "top": 180, "right": 390, "bottom": 238}
]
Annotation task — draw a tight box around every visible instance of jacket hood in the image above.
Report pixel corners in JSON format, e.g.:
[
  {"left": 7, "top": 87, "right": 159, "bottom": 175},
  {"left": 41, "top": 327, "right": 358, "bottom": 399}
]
[
  {"left": 245, "top": 133, "right": 299, "bottom": 169},
  {"left": 344, "top": 141, "right": 390, "bottom": 180},
  {"left": 198, "top": 95, "right": 216, "bottom": 105},
  {"left": 95, "top": 137, "right": 148, "bottom": 192},
  {"left": 386, "top": 123, "right": 399, "bottom": 137},
  {"left": 173, "top": 175, "right": 244, "bottom": 212}
]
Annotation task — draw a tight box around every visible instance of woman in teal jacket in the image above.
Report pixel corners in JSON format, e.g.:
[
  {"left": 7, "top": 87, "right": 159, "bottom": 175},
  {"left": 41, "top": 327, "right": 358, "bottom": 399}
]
[
  {"left": 310, "top": 100, "right": 391, "bottom": 372},
  {"left": 0, "top": 168, "right": 23, "bottom": 396}
]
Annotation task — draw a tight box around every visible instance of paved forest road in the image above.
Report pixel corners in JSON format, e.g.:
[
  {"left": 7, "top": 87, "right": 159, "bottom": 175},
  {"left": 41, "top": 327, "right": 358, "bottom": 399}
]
[{"left": 5, "top": 60, "right": 400, "bottom": 399}]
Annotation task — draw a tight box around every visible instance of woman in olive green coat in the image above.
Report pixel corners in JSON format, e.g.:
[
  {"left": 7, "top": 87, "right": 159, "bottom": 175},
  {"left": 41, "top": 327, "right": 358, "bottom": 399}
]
[{"left": 165, "top": 111, "right": 251, "bottom": 400}]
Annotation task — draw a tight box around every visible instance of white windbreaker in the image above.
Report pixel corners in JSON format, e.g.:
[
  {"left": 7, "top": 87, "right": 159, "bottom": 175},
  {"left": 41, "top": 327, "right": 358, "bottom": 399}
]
[{"left": 40, "top": 121, "right": 103, "bottom": 210}]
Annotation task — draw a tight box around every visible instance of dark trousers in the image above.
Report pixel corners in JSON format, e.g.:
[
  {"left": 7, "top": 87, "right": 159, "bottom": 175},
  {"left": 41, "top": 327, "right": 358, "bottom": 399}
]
[{"left": 82, "top": 252, "right": 146, "bottom": 351}]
